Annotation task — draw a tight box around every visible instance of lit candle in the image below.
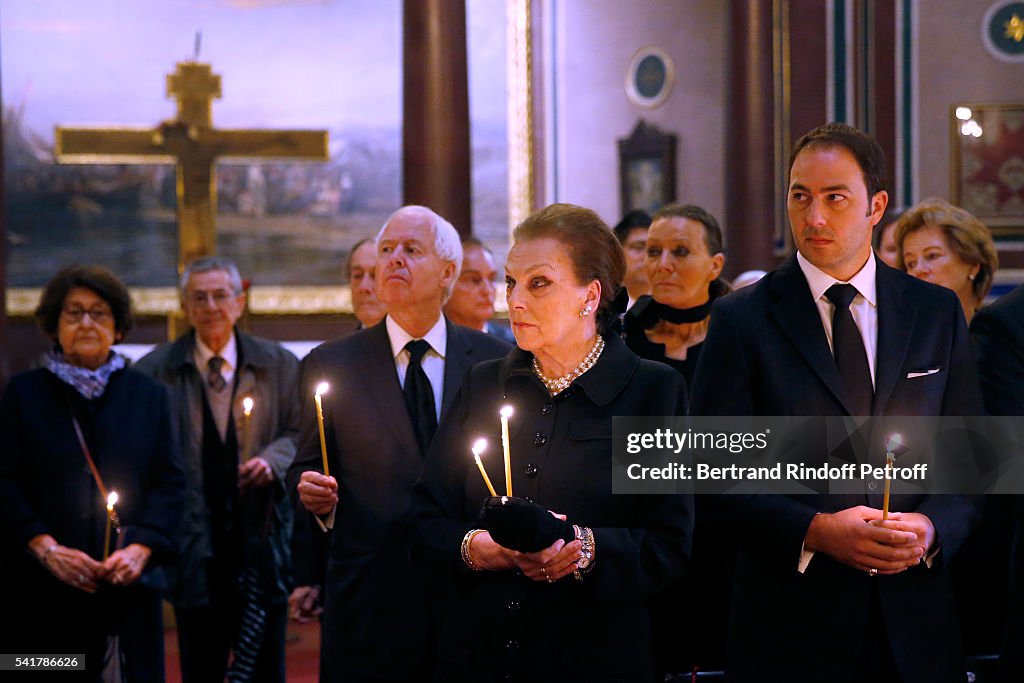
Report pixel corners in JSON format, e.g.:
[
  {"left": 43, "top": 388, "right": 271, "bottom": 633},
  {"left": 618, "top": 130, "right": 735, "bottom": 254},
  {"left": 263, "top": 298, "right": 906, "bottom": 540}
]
[
  {"left": 500, "top": 405, "right": 514, "bottom": 497},
  {"left": 315, "top": 382, "right": 330, "bottom": 477},
  {"left": 104, "top": 491, "right": 119, "bottom": 561},
  {"left": 242, "top": 396, "right": 254, "bottom": 462},
  {"left": 882, "top": 434, "right": 902, "bottom": 521},
  {"left": 472, "top": 439, "right": 498, "bottom": 496}
]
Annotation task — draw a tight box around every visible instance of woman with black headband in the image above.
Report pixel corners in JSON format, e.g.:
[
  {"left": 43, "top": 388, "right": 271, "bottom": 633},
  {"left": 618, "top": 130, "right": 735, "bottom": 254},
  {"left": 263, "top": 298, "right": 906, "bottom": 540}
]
[{"left": 623, "top": 203, "right": 728, "bottom": 388}]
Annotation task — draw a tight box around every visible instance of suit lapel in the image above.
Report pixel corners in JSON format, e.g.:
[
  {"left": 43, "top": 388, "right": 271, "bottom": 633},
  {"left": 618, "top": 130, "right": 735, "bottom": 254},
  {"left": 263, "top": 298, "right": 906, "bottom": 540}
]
[
  {"left": 441, "top": 318, "right": 471, "bottom": 419},
  {"left": 769, "top": 255, "right": 851, "bottom": 413},
  {"left": 873, "top": 262, "right": 917, "bottom": 415},
  {"left": 358, "top": 324, "right": 420, "bottom": 457}
]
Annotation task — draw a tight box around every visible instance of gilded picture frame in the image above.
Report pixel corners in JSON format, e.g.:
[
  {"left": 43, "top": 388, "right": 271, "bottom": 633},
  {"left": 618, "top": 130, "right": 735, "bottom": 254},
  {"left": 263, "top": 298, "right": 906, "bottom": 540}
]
[{"left": 950, "top": 102, "right": 1024, "bottom": 237}]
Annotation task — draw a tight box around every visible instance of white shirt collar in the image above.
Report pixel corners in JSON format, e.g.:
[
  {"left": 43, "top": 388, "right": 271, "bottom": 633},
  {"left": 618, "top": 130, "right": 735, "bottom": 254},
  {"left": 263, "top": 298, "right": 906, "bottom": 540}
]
[
  {"left": 193, "top": 331, "right": 238, "bottom": 371},
  {"left": 796, "top": 251, "right": 877, "bottom": 307},
  {"left": 386, "top": 314, "right": 447, "bottom": 360}
]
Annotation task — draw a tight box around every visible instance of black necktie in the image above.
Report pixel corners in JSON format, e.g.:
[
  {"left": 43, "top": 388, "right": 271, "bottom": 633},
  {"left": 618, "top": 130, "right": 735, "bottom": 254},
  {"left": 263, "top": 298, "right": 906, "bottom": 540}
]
[
  {"left": 403, "top": 340, "right": 437, "bottom": 454},
  {"left": 207, "top": 356, "right": 227, "bottom": 393},
  {"left": 824, "top": 284, "right": 873, "bottom": 416}
]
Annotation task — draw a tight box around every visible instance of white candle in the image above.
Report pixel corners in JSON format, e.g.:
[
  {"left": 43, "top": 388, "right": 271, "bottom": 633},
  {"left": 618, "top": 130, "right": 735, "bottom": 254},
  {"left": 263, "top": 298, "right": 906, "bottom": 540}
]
[
  {"left": 500, "top": 405, "right": 514, "bottom": 497},
  {"left": 314, "top": 383, "right": 330, "bottom": 477},
  {"left": 104, "top": 491, "right": 119, "bottom": 561},
  {"left": 242, "top": 396, "right": 254, "bottom": 462},
  {"left": 472, "top": 438, "right": 497, "bottom": 496},
  {"left": 882, "top": 433, "right": 902, "bottom": 520}
]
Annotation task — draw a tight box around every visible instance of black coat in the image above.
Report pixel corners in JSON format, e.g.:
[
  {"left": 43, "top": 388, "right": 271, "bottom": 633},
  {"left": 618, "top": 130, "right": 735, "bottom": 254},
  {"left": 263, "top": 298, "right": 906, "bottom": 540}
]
[
  {"left": 690, "top": 255, "right": 984, "bottom": 683},
  {"left": 972, "top": 285, "right": 1024, "bottom": 682},
  {"left": 410, "top": 334, "right": 693, "bottom": 681},
  {"left": 0, "top": 366, "right": 185, "bottom": 680},
  {"left": 286, "top": 319, "right": 510, "bottom": 681}
]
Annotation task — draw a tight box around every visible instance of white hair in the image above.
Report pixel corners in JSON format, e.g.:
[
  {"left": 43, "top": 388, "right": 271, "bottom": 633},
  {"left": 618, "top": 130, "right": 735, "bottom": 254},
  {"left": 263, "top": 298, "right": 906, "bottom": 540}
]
[{"left": 376, "top": 205, "right": 463, "bottom": 301}]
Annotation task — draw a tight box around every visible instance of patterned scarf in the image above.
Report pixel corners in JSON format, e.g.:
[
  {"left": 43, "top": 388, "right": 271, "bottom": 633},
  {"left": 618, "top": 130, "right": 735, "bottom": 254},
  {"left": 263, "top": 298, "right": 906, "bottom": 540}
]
[{"left": 45, "top": 349, "right": 126, "bottom": 399}]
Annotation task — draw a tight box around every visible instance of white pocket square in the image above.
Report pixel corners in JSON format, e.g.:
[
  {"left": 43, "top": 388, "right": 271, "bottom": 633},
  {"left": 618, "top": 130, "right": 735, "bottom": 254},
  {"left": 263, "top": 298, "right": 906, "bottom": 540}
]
[{"left": 906, "top": 368, "right": 941, "bottom": 379}]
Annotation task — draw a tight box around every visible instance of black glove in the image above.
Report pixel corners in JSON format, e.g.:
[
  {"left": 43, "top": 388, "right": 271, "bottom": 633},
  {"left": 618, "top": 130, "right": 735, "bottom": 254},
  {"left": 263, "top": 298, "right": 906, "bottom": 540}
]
[{"left": 479, "top": 496, "right": 575, "bottom": 553}]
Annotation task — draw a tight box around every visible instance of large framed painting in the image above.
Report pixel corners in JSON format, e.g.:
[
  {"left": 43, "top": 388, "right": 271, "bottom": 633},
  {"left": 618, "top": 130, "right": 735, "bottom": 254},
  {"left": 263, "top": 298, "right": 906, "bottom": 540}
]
[
  {"left": 3, "top": 0, "right": 516, "bottom": 316},
  {"left": 951, "top": 102, "right": 1024, "bottom": 237}
]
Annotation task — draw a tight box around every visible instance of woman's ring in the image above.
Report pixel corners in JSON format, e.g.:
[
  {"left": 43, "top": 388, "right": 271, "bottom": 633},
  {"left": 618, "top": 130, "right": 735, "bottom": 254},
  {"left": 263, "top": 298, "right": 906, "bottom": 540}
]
[
  {"left": 868, "top": 568, "right": 878, "bottom": 577},
  {"left": 77, "top": 574, "right": 85, "bottom": 584}
]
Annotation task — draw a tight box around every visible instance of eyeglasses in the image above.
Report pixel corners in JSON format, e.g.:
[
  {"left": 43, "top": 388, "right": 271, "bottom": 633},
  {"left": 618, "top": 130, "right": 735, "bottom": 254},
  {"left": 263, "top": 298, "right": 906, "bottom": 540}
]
[
  {"left": 61, "top": 306, "right": 113, "bottom": 324},
  {"left": 187, "top": 290, "right": 238, "bottom": 306}
]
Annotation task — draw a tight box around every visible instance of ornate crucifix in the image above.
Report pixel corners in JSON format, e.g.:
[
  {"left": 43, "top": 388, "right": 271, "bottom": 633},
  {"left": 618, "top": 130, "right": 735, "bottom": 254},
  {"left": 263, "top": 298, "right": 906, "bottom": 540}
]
[{"left": 55, "top": 60, "right": 329, "bottom": 272}]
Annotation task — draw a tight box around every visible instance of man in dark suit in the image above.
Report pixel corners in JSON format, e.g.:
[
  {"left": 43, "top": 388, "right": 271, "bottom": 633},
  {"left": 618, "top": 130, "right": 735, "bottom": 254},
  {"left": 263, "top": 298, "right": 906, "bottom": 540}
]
[
  {"left": 691, "top": 123, "right": 984, "bottom": 683},
  {"left": 971, "top": 285, "right": 1024, "bottom": 682},
  {"left": 289, "top": 205, "right": 511, "bottom": 683}
]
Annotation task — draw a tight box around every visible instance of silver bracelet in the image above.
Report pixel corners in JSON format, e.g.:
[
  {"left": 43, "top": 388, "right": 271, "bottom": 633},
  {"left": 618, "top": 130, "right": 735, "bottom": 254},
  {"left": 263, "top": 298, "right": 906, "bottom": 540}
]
[
  {"left": 460, "top": 529, "right": 485, "bottom": 571},
  {"left": 573, "top": 526, "right": 595, "bottom": 581}
]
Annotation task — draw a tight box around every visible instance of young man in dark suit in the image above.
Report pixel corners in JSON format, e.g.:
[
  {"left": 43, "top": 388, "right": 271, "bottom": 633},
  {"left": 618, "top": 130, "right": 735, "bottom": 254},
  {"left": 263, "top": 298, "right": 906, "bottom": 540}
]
[
  {"left": 690, "top": 123, "right": 984, "bottom": 683},
  {"left": 288, "top": 206, "right": 510, "bottom": 683}
]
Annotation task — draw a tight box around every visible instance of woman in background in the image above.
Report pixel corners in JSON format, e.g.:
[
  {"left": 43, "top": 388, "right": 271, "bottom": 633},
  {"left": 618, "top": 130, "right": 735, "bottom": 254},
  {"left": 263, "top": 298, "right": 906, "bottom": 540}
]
[
  {"left": 895, "top": 197, "right": 997, "bottom": 323},
  {"left": 623, "top": 203, "right": 728, "bottom": 387}
]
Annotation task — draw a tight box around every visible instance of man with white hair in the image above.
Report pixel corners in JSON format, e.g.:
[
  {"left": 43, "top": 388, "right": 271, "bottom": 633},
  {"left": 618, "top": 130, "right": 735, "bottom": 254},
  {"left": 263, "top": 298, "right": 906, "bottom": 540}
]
[{"left": 288, "top": 206, "right": 510, "bottom": 682}]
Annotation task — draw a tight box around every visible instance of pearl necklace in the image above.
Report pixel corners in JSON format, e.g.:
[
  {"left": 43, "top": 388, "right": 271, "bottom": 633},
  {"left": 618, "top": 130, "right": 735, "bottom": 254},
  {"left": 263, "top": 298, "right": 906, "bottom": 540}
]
[{"left": 532, "top": 335, "right": 606, "bottom": 396}]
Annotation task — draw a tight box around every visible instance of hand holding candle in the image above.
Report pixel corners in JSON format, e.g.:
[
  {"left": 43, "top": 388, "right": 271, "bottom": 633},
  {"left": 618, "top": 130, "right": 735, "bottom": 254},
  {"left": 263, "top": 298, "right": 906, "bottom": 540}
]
[
  {"left": 314, "top": 382, "right": 330, "bottom": 477},
  {"left": 500, "top": 405, "right": 514, "bottom": 497},
  {"left": 472, "top": 438, "right": 498, "bottom": 496}
]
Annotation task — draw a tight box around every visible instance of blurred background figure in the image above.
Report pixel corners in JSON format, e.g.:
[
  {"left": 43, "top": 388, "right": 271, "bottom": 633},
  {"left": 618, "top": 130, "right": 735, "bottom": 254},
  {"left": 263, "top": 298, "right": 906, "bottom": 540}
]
[
  {"left": 873, "top": 204, "right": 906, "bottom": 268},
  {"left": 612, "top": 209, "right": 653, "bottom": 310},
  {"left": 895, "top": 197, "right": 998, "bottom": 323},
  {"left": 443, "top": 236, "right": 514, "bottom": 343},
  {"left": 136, "top": 256, "right": 300, "bottom": 683},
  {"left": 0, "top": 265, "right": 184, "bottom": 681},
  {"left": 970, "top": 284, "right": 1024, "bottom": 683},
  {"left": 731, "top": 269, "right": 766, "bottom": 290},
  {"left": 348, "top": 237, "right": 387, "bottom": 329}
]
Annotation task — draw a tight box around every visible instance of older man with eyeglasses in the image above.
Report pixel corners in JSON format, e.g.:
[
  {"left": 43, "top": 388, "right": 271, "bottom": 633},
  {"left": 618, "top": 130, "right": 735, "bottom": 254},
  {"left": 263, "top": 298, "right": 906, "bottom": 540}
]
[{"left": 135, "top": 256, "right": 301, "bottom": 683}]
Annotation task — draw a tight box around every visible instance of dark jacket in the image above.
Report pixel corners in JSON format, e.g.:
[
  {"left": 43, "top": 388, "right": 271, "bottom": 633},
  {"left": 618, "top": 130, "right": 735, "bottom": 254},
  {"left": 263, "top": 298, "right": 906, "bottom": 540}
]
[
  {"left": 972, "top": 285, "right": 1024, "bottom": 682},
  {"left": 0, "top": 366, "right": 185, "bottom": 678},
  {"left": 286, "top": 318, "right": 510, "bottom": 681},
  {"left": 135, "top": 330, "right": 300, "bottom": 608},
  {"left": 690, "top": 254, "right": 984, "bottom": 683},
  {"left": 0, "top": 366, "right": 184, "bottom": 567},
  {"left": 410, "top": 333, "right": 693, "bottom": 681}
]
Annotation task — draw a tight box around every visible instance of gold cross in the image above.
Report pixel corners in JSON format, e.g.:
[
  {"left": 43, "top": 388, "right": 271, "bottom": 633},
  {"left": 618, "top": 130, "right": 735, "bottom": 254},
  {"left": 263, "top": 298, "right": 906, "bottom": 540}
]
[
  {"left": 55, "top": 61, "right": 329, "bottom": 273},
  {"left": 1006, "top": 13, "right": 1024, "bottom": 42}
]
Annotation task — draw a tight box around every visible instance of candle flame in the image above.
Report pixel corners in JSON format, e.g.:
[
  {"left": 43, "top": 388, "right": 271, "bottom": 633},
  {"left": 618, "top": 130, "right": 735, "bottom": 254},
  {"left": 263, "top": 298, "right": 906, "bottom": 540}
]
[
  {"left": 242, "top": 396, "right": 254, "bottom": 415},
  {"left": 315, "top": 382, "right": 330, "bottom": 397},
  {"left": 886, "top": 433, "right": 903, "bottom": 452},
  {"left": 107, "top": 491, "right": 119, "bottom": 510},
  {"left": 500, "top": 405, "right": 514, "bottom": 418},
  {"left": 472, "top": 438, "right": 487, "bottom": 457}
]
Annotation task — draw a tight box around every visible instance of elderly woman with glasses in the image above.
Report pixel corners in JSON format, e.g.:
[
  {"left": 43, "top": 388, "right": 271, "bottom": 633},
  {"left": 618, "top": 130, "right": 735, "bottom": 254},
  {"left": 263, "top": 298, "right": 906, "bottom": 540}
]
[{"left": 0, "top": 265, "right": 185, "bottom": 682}]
